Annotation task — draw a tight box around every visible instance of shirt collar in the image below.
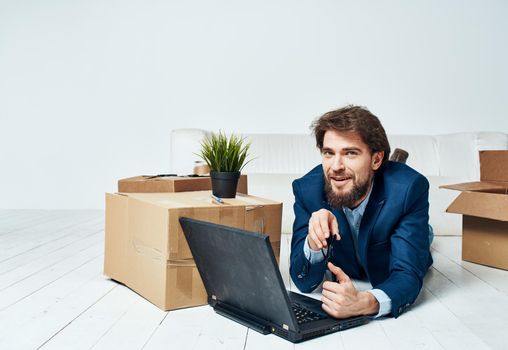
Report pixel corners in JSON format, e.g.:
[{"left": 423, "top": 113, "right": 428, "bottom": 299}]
[{"left": 343, "top": 180, "right": 374, "bottom": 217}]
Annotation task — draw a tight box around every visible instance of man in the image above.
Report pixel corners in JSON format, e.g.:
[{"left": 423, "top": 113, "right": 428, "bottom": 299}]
[{"left": 289, "top": 105, "right": 433, "bottom": 319}]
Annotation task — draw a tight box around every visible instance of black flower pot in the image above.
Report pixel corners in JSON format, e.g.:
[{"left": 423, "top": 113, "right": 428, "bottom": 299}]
[{"left": 210, "top": 171, "right": 241, "bottom": 198}]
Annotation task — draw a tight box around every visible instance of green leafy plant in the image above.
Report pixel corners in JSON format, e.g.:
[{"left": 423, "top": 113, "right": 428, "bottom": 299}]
[{"left": 198, "top": 131, "right": 252, "bottom": 172}]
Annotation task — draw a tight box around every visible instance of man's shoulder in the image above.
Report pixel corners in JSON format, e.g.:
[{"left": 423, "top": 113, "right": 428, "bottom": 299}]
[
  {"left": 383, "top": 161, "right": 426, "bottom": 179},
  {"left": 292, "top": 165, "right": 325, "bottom": 201},
  {"left": 293, "top": 164, "right": 323, "bottom": 187},
  {"left": 380, "top": 161, "right": 429, "bottom": 191}
]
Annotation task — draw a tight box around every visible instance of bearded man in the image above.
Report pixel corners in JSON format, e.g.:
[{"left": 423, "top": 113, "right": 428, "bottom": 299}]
[{"left": 289, "top": 105, "right": 433, "bottom": 319}]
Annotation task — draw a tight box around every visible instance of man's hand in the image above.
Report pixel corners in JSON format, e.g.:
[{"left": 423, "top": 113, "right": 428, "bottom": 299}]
[
  {"left": 321, "top": 262, "right": 380, "bottom": 318},
  {"left": 307, "top": 209, "right": 340, "bottom": 251}
]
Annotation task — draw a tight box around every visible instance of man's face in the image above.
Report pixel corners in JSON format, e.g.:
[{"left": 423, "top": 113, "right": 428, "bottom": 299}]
[{"left": 322, "top": 130, "right": 383, "bottom": 208}]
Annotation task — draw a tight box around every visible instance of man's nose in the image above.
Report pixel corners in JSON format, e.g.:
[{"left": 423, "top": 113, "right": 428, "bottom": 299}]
[{"left": 331, "top": 155, "right": 345, "bottom": 171}]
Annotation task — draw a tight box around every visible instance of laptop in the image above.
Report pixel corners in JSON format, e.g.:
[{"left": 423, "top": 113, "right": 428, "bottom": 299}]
[{"left": 179, "top": 217, "right": 370, "bottom": 343}]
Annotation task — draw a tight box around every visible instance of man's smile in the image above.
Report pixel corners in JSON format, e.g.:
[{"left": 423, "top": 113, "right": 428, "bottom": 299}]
[{"left": 329, "top": 174, "right": 353, "bottom": 187}]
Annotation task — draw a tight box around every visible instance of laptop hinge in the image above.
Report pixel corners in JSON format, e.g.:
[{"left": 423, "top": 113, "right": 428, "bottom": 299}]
[{"left": 214, "top": 302, "right": 271, "bottom": 335}]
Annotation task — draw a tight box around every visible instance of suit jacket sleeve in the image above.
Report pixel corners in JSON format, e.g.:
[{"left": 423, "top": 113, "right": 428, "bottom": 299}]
[
  {"left": 289, "top": 179, "right": 327, "bottom": 292},
  {"left": 375, "top": 174, "right": 431, "bottom": 317}
]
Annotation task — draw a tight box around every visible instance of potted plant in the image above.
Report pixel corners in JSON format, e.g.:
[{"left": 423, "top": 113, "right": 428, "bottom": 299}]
[{"left": 198, "top": 131, "right": 251, "bottom": 198}]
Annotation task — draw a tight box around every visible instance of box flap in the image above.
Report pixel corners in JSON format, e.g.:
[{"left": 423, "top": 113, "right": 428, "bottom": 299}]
[
  {"left": 480, "top": 151, "right": 508, "bottom": 182},
  {"left": 440, "top": 181, "right": 508, "bottom": 194},
  {"left": 446, "top": 191, "right": 508, "bottom": 221}
]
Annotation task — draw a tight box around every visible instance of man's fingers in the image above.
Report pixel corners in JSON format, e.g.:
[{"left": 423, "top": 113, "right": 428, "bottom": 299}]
[
  {"left": 328, "top": 262, "right": 351, "bottom": 283},
  {"left": 321, "top": 303, "right": 341, "bottom": 319},
  {"left": 320, "top": 293, "right": 334, "bottom": 306},
  {"left": 312, "top": 217, "right": 327, "bottom": 247},
  {"left": 323, "top": 289, "right": 349, "bottom": 306},
  {"left": 310, "top": 219, "right": 325, "bottom": 249},
  {"left": 308, "top": 224, "right": 322, "bottom": 250},
  {"left": 321, "top": 295, "right": 339, "bottom": 314},
  {"left": 310, "top": 213, "right": 327, "bottom": 247},
  {"left": 322, "top": 280, "right": 339, "bottom": 292},
  {"left": 318, "top": 214, "right": 330, "bottom": 245},
  {"left": 308, "top": 209, "right": 339, "bottom": 250},
  {"left": 322, "top": 289, "right": 340, "bottom": 303},
  {"left": 329, "top": 215, "right": 340, "bottom": 240}
]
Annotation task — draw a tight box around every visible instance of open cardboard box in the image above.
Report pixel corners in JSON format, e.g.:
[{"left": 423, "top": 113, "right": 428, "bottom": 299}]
[
  {"left": 441, "top": 151, "right": 508, "bottom": 270},
  {"left": 104, "top": 190, "right": 282, "bottom": 310}
]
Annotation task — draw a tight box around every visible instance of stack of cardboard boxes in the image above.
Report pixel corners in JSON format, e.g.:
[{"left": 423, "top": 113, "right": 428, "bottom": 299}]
[{"left": 104, "top": 176, "right": 282, "bottom": 310}]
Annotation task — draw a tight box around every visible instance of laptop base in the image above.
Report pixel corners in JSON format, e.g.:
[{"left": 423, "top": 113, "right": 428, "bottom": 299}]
[{"left": 214, "top": 302, "right": 271, "bottom": 335}]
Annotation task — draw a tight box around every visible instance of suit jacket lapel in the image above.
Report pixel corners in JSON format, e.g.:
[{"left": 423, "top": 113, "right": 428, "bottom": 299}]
[{"left": 358, "top": 178, "right": 386, "bottom": 268}]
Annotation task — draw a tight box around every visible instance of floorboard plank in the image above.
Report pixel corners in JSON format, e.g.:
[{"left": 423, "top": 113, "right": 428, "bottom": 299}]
[
  {"left": 0, "top": 231, "right": 102, "bottom": 290},
  {"left": 427, "top": 250, "right": 508, "bottom": 350},
  {"left": 0, "top": 216, "right": 103, "bottom": 261},
  {"left": 0, "top": 211, "right": 65, "bottom": 237},
  {"left": 0, "top": 227, "right": 102, "bottom": 275},
  {"left": 0, "top": 210, "right": 100, "bottom": 236},
  {"left": 433, "top": 236, "right": 508, "bottom": 295},
  {"left": 245, "top": 329, "right": 294, "bottom": 350},
  {"left": 412, "top": 287, "right": 490, "bottom": 350},
  {"left": 0, "top": 243, "right": 104, "bottom": 311},
  {"left": 143, "top": 306, "right": 248, "bottom": 350},
  {"left": 0, "top": 211, "right": 102, "bottom": 247},
  {"left": 90, "top": 295, "right": 167, "bottom": 350},
  {"left": 0, "top": 256, "right": 116, "bottom": 350},
  {"left": 39, "top": 285, "right": 149, "bottom": 350},
  {"left": 0, "top": 210, "right": 47, "bottom": 229}
]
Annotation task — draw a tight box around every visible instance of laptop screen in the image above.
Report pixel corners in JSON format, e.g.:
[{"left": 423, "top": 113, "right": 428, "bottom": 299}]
[{"left": 180, "top": 217, "right": 298, "bottom": 331}]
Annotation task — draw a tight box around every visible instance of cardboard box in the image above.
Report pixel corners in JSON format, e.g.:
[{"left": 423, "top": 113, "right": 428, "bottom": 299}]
[
  {"left": 104, "top": 190, "right": 282, "bottom": 310},
  {"left": 441, "top": 151, "right": 508, "bottom": 270},
  {"left": 118, "top": 175, "right": 248, "bottom": 194}
]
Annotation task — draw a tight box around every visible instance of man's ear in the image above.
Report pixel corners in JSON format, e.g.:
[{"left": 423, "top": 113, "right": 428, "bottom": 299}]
[{"left": 371, "top": 151, "right": 384, "bottom": 170}]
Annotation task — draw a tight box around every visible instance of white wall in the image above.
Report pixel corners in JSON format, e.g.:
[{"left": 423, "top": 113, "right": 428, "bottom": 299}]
[{"left": 1, "top": 0, "right": 507, "bottom": 209}]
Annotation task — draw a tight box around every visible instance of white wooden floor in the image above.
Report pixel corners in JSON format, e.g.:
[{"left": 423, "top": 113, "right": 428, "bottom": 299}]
[{"left": 1, "top": 210, "right": 507, "bottom": 350}]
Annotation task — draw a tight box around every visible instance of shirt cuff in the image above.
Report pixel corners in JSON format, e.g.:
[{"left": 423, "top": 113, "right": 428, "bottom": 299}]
[
  {"left": 303, "top": 236, "right": 326, "bottom": 264},
  {"left": 366, "top": 289, "right": 392, "bottom": 318}
]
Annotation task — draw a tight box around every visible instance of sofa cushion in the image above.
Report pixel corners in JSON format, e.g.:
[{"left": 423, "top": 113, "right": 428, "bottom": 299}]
[
  {"left": 242, "top": 134, "right": 320, "bottom": 174},
  {"left": 388, "top": 135, "right": 439, "bottom": 176}
]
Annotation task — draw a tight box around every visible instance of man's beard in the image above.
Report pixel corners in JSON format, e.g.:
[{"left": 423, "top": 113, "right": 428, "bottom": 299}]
[{"left": 324, "top": 172, "right": 372, "bottom": 209}]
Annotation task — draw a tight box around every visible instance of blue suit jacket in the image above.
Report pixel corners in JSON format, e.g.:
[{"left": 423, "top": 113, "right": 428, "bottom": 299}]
[{"left": 289, "top": 161, "right": 433, "bottom": 318}]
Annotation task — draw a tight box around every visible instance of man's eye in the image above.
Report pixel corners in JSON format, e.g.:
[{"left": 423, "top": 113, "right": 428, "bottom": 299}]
[{"left": 346, "top": 151, "right": 358, "bottom": 156}]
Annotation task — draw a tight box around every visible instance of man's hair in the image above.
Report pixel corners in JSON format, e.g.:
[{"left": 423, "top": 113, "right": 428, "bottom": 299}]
[{"left": 311, "top": 105, "right": 391, "bottom": 168}]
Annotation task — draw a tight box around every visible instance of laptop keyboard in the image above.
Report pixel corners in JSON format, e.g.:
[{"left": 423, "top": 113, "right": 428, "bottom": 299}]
[{"left": 292, "top": 302, "right": 327, "bottom": 324}]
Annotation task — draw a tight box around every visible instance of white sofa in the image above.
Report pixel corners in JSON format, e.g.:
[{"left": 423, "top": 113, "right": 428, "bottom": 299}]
[{"left": 170, "top": 129, "right": 508, "bottom": 235}]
